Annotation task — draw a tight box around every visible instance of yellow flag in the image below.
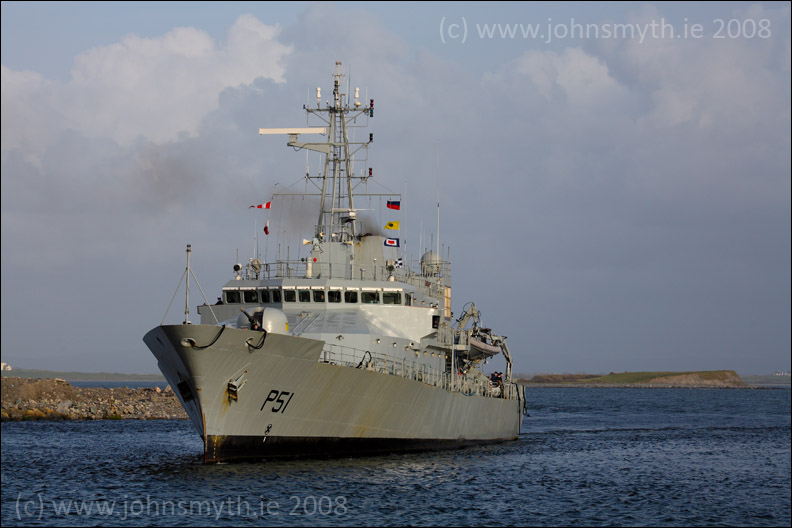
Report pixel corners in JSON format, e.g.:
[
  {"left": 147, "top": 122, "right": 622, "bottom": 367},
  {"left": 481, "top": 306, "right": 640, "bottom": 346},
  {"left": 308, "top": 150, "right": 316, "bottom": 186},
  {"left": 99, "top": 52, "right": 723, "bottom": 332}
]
[{"left": 384, "top": 221, "right": 400, "bottom": 230}]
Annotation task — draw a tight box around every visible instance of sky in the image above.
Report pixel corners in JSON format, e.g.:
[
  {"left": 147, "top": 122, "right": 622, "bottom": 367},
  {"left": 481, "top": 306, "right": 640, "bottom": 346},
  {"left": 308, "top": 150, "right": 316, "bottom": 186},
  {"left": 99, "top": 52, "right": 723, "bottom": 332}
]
[{"left": 1, "top": 1, "right": 790, "bottom": 375}]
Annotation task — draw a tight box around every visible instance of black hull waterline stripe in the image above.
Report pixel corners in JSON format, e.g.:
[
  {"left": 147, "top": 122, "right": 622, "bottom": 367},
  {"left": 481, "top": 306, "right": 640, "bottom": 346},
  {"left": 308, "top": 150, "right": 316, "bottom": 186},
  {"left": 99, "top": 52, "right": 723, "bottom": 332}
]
[{"left": 205, "top": 435, "right": 518, "bottom": 462}]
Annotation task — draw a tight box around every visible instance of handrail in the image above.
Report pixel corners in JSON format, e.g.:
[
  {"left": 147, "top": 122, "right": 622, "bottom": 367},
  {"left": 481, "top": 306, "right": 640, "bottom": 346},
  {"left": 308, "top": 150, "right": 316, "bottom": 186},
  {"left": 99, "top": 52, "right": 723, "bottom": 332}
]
[
  {"left": 231, "top": 260, "right": 451, "bottom": 303},
  {"left": 319, "top": 342, "right": 518, "bottom": 401},
  {"left": 437, "top": 325, "right": 470, "bottom": 348},
  {"left": 242, "top": 257, "right": 450, "bottom": 284}
]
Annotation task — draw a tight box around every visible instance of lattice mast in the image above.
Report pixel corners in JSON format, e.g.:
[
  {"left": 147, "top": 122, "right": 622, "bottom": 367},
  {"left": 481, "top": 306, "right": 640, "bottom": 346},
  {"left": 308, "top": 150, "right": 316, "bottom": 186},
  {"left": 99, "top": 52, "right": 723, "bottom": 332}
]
[{"left": 259, "top": 60, "right": 376, "bottom": 243}]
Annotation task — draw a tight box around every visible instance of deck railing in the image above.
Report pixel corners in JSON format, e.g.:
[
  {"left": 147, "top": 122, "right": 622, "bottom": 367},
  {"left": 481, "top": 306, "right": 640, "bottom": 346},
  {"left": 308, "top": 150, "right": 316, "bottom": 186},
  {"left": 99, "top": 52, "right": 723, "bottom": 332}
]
[
  {"left": 436, "top": 325, "right": 470, "bottom": 348},
  {"left": 242, "top": 259, "right": 451, "bottom": 300},
  {"left": 319, "top": 342, "right": 518, "bottom": 400}
]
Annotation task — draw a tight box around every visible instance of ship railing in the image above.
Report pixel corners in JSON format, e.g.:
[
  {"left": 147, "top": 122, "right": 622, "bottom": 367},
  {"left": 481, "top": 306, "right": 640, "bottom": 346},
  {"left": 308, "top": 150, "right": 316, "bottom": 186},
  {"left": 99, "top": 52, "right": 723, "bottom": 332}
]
[
  {"left": 251, "top": 260, "right": 407, "bottom": 282},
  {"left": 239, "top": 255, "right": 452, "bottom": 304},
  {"left": 239, "top": 250, "right": 447, "bottom": 281},
  {"left": 249, "top": 260, "right": 450, "bottom": 297},
  {"left": 319, "top": 343, "right": 517, "bottom": 400},
  {"left": 436, "top": 326, "right": 470, "bottom": 348}
]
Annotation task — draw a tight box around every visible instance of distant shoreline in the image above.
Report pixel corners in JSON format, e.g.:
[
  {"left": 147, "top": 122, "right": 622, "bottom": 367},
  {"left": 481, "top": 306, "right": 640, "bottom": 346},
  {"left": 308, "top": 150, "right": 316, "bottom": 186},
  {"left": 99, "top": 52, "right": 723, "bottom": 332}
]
[
  {"left": 0, "top": 369, "right": 165, "bottom": 382},
  {"left": 515, "top": 370, "right": 789, "bottom": 389},
  {"left": 2, "top": 368, "right": 787, "bottom": 387},
  {"left": 738, "top": 374, "right": 791, "bottom": 386},
  {"left": 1, "top": 373, "right": 787, "bottom": 424},
  {"left": 516, "top": 382, "right": 787, "bottom": 389}
]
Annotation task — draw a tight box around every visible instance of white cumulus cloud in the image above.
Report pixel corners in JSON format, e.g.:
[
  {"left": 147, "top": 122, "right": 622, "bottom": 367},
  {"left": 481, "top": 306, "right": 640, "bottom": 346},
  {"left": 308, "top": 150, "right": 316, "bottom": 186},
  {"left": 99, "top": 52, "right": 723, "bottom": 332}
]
[{"left": 1, "top": 14, "right": 292, "bottom": 154}]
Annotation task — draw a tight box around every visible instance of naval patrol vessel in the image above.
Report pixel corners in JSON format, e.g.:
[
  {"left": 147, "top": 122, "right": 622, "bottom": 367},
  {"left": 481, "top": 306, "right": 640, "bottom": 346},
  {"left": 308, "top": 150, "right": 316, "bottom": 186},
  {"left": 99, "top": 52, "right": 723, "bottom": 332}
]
[{"left": 144, "top": 62, "right": 527, "bottom": 462}]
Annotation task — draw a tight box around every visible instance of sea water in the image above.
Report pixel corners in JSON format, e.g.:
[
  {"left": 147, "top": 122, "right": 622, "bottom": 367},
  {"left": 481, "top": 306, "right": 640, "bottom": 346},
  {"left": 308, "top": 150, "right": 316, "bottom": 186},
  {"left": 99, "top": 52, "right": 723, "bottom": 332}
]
[{"left": 2, "top": 387, "right": 789, "bottom": 526}]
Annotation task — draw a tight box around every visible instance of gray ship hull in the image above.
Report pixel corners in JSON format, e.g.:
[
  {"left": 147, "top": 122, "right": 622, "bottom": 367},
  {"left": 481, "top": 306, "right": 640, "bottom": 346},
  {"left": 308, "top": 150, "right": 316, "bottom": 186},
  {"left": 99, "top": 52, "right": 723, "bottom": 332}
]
[{"left": 144, "top": 324, "right": 521, "bottom": 462}]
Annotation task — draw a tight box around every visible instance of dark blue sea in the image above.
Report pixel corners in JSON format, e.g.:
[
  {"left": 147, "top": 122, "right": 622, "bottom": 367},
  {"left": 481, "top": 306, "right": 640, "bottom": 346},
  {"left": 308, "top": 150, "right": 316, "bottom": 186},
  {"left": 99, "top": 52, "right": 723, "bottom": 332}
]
[{"left": 2, "top": 388, "right": 789, "bottom": 526}]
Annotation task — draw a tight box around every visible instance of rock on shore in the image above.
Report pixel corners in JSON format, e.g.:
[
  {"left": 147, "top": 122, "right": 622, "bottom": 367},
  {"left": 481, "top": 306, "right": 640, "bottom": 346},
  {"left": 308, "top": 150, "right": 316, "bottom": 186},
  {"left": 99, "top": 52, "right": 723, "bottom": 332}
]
[{"left": 1, "top": 378, "right": 187, "bottom": 421}]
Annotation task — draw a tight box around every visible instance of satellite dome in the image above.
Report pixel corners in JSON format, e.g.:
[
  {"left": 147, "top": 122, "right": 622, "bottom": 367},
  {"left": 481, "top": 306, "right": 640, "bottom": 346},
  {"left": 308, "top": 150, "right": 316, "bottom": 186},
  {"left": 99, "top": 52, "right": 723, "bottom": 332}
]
[{"left": 420, "top": 250, "right": 441, "bottom": 276}]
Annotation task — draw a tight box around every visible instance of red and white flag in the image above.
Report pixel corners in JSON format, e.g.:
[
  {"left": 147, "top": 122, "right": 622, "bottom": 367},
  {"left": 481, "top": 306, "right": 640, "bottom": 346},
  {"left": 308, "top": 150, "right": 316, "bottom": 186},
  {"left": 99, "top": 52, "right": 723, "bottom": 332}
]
[
  {"left": 249, "top": 202, "right": 271, "bottom": 209},
  {"left": 263, "top": 220, "right": 270, "bottom": 235}
]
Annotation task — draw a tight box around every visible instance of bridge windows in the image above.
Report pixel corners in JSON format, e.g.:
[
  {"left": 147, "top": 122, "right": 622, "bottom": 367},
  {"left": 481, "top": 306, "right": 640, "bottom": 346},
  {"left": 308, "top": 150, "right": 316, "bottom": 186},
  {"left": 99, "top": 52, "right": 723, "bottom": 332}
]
[
  {"left": 344, "top": 290, "right": 358, "bottom": 303},
  {"left": 242, "top": 290, "right": 259, "bottom": 303},
  {"left": 362, "top": 291, "right": 380, "bottom": 304},
  {"left": 283, "top": 288, "right": 296, "bottom": 302},
  {"left": 222, "top": 286, "right": 414, "bottom": 307},
  {"left": 224, "top": 290, "right": 241, "bottom": 304},
  {"left": 382, "top": 291, "right": 402, "bottom": 305}
]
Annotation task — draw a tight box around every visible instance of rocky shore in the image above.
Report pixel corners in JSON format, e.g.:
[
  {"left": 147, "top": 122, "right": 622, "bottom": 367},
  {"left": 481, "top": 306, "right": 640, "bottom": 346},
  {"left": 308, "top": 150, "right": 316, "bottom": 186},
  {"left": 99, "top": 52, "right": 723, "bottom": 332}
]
[{"left": 1, "top": 377, "right": 187, "bottom": 421}]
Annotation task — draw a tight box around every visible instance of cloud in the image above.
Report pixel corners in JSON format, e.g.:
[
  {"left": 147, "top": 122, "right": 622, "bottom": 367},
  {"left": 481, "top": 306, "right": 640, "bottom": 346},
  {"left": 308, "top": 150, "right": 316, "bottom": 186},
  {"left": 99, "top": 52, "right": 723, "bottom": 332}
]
[
  {"left": 513, "top": 47, "right": 626, "bottom": 106},
  {"left": 1, "top": 14, "right": 292, "bottom": 153}
]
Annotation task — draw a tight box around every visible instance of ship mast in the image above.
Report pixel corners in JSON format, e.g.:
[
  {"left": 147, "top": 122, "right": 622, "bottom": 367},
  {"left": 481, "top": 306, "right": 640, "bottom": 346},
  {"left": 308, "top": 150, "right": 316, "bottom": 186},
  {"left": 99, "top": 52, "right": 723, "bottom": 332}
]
[
  {"left": 314, "top": 61, "right": 355, "bottom": 234},
  {"left": 259, "top": 61, "right": 383, "bottom": 244},
  {"left": 306, "top": 60, "right": 371, "bottom": 239}
]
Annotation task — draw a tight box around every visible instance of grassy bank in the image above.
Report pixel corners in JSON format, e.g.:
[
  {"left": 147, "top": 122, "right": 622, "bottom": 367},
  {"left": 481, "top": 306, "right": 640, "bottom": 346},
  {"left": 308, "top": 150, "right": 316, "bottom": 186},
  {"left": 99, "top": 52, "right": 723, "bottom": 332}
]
[
  {"left": 521, "top": 370, "right": 745, "bottom": 387},
  {"left": 579, "top": 370, "right": 741, "bottom": 384}
]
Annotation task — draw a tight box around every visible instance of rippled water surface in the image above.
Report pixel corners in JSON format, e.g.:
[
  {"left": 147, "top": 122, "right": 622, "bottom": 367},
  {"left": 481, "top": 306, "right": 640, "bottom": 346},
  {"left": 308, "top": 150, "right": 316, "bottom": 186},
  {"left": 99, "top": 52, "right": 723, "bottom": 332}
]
[{"left": 2, "top": 388, "right": 789, "bottom": 526}]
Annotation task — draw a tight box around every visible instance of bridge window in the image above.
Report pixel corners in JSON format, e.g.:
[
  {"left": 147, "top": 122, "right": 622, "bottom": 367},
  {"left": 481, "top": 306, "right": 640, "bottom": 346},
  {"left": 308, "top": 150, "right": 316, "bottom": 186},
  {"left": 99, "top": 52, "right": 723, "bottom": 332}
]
[
  {"left": 224, "top": 291, "right": 240, "bottom": 304},
  {"left": 298, "top": 289, "right": 311, "bottom": 302},
  {"left": 243, "top": 290, "right": 258, "bottom": 303},
  {"left": 382, "top": 292, "right": 402, "bottom": 305},
  {"left": 283, "top": 290, "right": 296, "bottom": 302},
  {"left": 259, "top": 289, "right": 270, "bottom": 303},
  {"left": 344, "top": 291, "right": 358, "bottom": 303},
  {"left": 405, "top": 293, "right": 413, "bottom": 305},
  {"left": 271, "top": 289, "right": 282, "bottom": 303},
  {"left": 313, "top": 290, "right": 326, "bottom": 303},
  {"left": 362, "top": 291, "right": 379, "bottom": 304},
  {"left": 328, "top": 290, "right": 341, "bottom": 303}
]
